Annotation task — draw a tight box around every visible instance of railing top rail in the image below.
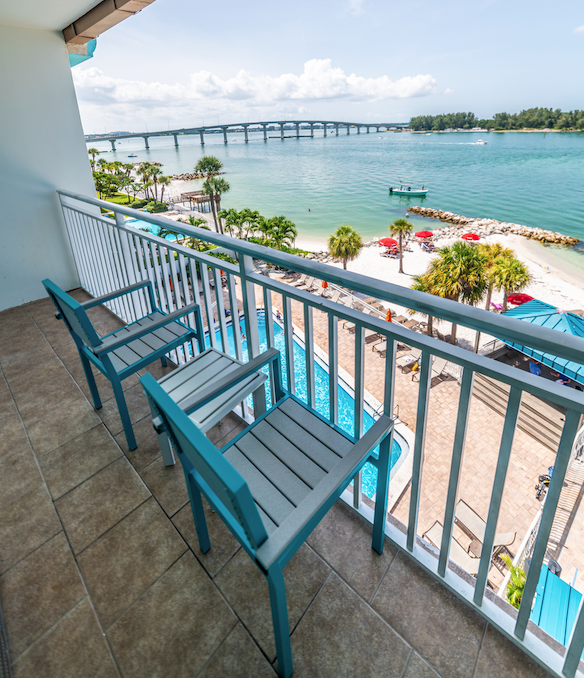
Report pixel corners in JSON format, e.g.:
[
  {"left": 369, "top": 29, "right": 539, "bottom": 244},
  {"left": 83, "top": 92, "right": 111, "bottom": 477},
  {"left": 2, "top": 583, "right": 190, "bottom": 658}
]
[{"left": 59, "top": 190, "right": 584, "bottom": 366}]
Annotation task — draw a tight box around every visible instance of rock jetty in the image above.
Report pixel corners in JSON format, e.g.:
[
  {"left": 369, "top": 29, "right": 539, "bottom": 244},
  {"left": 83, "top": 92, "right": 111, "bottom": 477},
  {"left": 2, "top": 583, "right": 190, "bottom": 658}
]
[
  {"left": 171, "top": 171, "right": 226, "bottom": 180},
  {"left": 406, "top": 206, "right": 578, "bottom": 246}
]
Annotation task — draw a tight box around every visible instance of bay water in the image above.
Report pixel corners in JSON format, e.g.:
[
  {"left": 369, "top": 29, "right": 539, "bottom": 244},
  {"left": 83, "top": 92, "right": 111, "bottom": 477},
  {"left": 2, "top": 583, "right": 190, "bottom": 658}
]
[{"left": 90, "top": 130, "right": 584, "bottom": 280}]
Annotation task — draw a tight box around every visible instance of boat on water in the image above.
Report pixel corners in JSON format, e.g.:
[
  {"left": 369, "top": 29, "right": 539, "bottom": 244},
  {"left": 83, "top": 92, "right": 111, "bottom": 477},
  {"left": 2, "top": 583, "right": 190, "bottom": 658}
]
[
  {"left": 474, "top": 139, "right": 487, "bottom": 145},
  {"left": 128, "top": 154, "right": 137, "bottom": 157},
  {"left": 389, "top": 184, "right": 428, "bottom": 196}
]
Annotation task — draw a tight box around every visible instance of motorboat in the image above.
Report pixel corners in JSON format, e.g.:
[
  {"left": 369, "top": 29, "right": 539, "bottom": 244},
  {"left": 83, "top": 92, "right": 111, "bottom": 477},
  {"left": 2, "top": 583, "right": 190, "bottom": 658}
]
[
  {"left": 474, "top": 139, "right": 487, "bottom": 145},
  {"left": 389, "top": 185, "right": 428, "bottom": 196},
  {"left": 128, "top": 154, "right": 137, "bottom": 157}
]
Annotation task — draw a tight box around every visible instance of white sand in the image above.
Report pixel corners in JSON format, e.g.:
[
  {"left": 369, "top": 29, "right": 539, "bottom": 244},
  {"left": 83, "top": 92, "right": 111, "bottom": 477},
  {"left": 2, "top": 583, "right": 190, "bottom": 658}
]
[{"left": 295, "top": 234, "right": 584, "bottom": 351}]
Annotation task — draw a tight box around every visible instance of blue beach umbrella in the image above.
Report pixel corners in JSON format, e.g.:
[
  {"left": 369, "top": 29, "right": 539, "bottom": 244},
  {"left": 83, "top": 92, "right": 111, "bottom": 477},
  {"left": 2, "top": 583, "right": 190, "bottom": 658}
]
[{"left": 499, "top": 300, "right": 584, "bottom": 387}]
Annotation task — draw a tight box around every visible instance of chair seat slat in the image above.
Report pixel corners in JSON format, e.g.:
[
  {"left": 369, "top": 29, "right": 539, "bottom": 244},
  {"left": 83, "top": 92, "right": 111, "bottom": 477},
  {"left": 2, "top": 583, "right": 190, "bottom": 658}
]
[
  {"left": 150, "top": 324, "right": 185, "bottom": 344},
  {"left": 170, "top": 360, "right": 240, "bottom": 406},
  {"left": 159, "top": 350, "right": 223, "bottom": 389},
  {"left": 111, "top": 344, "right": 141, "bottom": 367},
  {"left": 263, "top": 409, "right": 343, "bottom": 473},
  {"left": 235, "top": 433, "right": 312, "bottom": 506},
  {"left": 278, "top": 399, "right": 353, "bottom": 457},
  {"left": 224, "top": 446, "right": 295, "bottom": 526},
  {"left": 251, "top": 419, "right": 328, "bottom": 487}
]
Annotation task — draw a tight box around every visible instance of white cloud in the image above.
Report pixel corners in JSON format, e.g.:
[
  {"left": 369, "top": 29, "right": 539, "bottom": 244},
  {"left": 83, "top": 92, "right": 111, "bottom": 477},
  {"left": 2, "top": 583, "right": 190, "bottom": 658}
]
[
  {"left": 444, "top": 88, "right": 455, "bottom": 94},
  {"left": 574, "top": 24, "right": 584, "bottom": 33},
  {"left": 347, "top": 0, "right": 365, "bottom": 15},
  {"left": 73, "top": 59, "right": 436, "bottom": 111}
]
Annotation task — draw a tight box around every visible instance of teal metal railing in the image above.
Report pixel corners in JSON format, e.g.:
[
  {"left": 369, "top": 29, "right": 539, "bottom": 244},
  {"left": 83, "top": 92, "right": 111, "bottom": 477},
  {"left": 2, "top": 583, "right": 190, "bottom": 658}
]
[{"left": 58, "top": 190, "right": 584, "bottom": 678}]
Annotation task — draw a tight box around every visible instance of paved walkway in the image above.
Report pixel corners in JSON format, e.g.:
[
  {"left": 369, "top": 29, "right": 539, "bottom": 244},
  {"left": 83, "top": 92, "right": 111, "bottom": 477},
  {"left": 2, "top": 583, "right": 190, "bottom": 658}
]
[{"left": 0, "top": 292, "right": 555, "bottom": 677}]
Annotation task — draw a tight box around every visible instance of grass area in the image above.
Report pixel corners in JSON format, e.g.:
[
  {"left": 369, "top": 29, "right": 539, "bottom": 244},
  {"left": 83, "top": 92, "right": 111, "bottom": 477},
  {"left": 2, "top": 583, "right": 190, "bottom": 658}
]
[{"left": 97, "top": 192, "right": 135, "bottom": 205}]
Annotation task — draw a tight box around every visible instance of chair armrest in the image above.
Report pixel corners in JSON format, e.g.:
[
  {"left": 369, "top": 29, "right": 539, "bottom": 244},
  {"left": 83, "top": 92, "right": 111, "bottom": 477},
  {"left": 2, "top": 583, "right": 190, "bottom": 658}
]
[
  {"left": 178, "top": 347, "right": 280, "bottom": 413},
  {"left": 255, "top": 415, "right": 394, "bottom": 570},
  {"left": 91, "top": 302, "right": 200, "bottom": 355},
  {"left": 81, "top": 281, "right": 153, "bottom": 310}
]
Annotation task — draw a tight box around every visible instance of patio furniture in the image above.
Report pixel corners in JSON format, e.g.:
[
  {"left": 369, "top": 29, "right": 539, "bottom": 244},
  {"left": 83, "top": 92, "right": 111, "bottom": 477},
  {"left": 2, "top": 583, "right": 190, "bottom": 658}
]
[
  {"left": 43, "top": 279, "right": 205, "bottom": 451},
  {"left": 293, "top": 274, "right": 307, "bottom": 286},
  {"left": 153, "top": 347, "right": 268, "bottom": 466},
  {"left": 455, "top": 499, "right": 516, "bottom": 549},
  {"left": 400, "top": 319, "right": 420, "bottom": 330},
  {"left": 422, "top": 521, "right": 480, "bottom": 576},
  {"left": 364, "top": 328, "right": 382, "bottom": 342},
  {"left": 343, "top": 308, "right": 371, "bottom": 333},
  {"left": 412, "top": 356, "right": 448, "bottom": 382},
  {"left": 329, "top": 290, "right": 342, "bottom": 303},
  {"left": 295, "top": 275, "right": 314, "bottom": 290},
  {"left": 394, "top": 315, "right": 408, "bottom": 324},
  {"left": 140, "top": 348, "right": 393, "bottom": 678}
]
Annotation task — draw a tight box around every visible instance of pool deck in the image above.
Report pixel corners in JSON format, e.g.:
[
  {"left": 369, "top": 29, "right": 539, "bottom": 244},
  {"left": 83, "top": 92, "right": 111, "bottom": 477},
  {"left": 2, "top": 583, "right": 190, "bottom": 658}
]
[{"left": 0, "top": 291, "right": 555, "bottom": 678}]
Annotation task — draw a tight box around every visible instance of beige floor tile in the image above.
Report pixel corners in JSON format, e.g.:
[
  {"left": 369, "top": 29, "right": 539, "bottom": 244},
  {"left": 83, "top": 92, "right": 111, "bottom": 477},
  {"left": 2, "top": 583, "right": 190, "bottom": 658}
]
[
  {"left": 139, "top": 455, "right": 189, "bottom": 517},
  {"left": 199, "top": 624, "right": 276, "bottom": 678}
]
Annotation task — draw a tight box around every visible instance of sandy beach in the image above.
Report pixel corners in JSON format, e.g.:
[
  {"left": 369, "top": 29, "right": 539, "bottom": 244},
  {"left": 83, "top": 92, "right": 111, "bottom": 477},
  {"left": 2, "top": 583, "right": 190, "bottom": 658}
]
[{"left": 294, "top": 233, "right": 584, "bottom": 351}]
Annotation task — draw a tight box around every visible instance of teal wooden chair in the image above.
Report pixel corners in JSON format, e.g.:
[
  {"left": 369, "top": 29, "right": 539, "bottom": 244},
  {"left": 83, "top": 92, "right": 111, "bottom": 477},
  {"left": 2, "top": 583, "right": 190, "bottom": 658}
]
[
  {"left": 140, "top": 348, "right": 393, "bottom": 678},
  {"left": 43, "top": 279, "right": 205, "bottom": 451}
]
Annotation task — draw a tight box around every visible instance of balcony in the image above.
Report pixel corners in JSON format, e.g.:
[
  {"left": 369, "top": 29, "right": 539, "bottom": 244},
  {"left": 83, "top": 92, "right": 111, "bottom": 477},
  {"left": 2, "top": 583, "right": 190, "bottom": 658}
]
[{"left": 1, "top": 192, "right": 584, "bottom": 677}]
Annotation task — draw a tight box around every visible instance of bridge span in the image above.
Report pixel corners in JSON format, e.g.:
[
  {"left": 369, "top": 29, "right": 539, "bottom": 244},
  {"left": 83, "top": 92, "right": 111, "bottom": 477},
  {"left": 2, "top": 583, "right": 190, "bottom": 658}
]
[{"left": 86, "top": 120, "right": 408, "bottom": 151}]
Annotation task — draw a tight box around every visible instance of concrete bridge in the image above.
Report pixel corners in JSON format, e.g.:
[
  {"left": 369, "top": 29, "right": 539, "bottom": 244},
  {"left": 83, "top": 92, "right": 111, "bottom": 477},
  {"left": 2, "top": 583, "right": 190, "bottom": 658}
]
[{"left": 86, "top": 120, "right": 409, "bottom": 151}]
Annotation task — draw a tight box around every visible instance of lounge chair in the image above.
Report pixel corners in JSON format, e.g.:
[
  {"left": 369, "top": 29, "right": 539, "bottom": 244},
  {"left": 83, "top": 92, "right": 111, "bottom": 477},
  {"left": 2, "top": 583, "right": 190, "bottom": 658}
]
[
  {"left": 140, "top": 348, "right": 393, "bottom": 678},
  {"left": 394, "top": 315, "right": 408, "bottom": 324},
  {"left": 455, "top": 499, "right": 516, "bottom": 549},
  {"left": 400, "top": 318, "right": 420, "bottom": 330},
  {"left": 296, "top": 276, "right": 314, "bottom": 290},
  {"left": 293, "top": 274, "right": 307, "bottom": 287},
  {"left": 343, "top": 308, "right": 371, "bottom": 333},
  {"left": 396, "top": 347, "right": 422, "bottom": 371},
  {"left": 422, "top": 521, "right": 480, "bottom": 576},
  {"left": 372, "top": 341, "right": 387, "bottom": 356},
  {"left": 412, "top": 356, "right": 448, "bottom": 382},
  {"left": 364, "top": 328, "right": 382, "bottom": 343},
  {"left": 328, "top": 290, "right": 341, "bottom": 303}
]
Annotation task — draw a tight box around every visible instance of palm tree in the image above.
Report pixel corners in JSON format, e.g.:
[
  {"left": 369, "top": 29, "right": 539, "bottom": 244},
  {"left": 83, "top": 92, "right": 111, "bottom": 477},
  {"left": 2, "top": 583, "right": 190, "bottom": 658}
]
[
  {"left": 88, "top": 148, "right": 100, "bottom": 170},
  {"left": 148, "top": 166, "right": 162, "bottom": 201},
  {"left": 136, "top": 162, "right": 154, "bottom": 195},
  {"left": 158, "top": 175, "right": 171, "bottom": 204},
  {"left": 424, "top": 241, "right": 488, "bottom": 344},
  {"left": 267, "top": 216, "right": 297, "bottom": 249},
  {"left": 328, "top": 225, "right": 363, "bottom": 270},
  {"left": 410, "top": 274, "right": 439, "bottom": 337},
  {"left": 96, "top": 157, "right": 108, "bottom": 172},
  {"left": 217, "top": 208, "right": 241, "bottom": 237},
  {"left": 501, "top": 555, "right": 526, "bottom": 609},
  {"left": 389, "top": 218, "right": 413, "bottom": 274},
  {"left": 202, "top": 177, "right": 230, "bottom": 233},
  {"left": 118, "top": 176, "right": 134, "bottom": 204},
  {"left": 239, "top": 209, "right": 261, "bottom": 239},
  {"left": 490, "top": 257, "right": 532, "bottom": 311},
  {"left": 195, "top": 156, "right": 223, "bottom": 178},
  {"left": 479, "top": 243, "right": 514, "bottom": 311},
  {"left": 143, "top": 180, "right": 154, "bottom": 201}
]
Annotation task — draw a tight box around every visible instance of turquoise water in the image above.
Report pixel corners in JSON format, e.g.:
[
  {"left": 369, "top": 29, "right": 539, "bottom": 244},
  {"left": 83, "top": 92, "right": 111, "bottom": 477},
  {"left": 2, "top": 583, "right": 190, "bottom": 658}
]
[
  {"left": 126, "top": 217, "right": 178, "bottom": 240},
  {"left": 208, "top": 312, "right": 402, "bottom": 499}
]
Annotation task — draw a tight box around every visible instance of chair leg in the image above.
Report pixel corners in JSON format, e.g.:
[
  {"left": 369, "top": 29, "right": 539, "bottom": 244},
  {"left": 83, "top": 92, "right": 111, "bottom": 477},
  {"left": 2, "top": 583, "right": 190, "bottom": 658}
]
[
  {"left": 79, "top": 352, "right": 102, "bottom": 409},
  {"left": 160, "top": 354, "right": 167, "bottom": 368},
  {"left": 111, "top": 379, "right": 137, "bottom": 450},
  {"left": 147, "top": 399, "right": 175, "bottom": 465},
  {"left": 266, "top": 566, "right": 293, "bottom": 678},
  {"left": 186, "top": 472, "right": 211, "bottom": 553},
  {"left": 372, "top": 433, "right": 392, "bottom": 554}
]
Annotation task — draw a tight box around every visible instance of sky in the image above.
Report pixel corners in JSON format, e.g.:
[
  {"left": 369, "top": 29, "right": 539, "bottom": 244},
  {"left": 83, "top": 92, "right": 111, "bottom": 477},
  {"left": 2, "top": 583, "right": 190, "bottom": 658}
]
[{"left": 72, "top": 0, "right": 584, "bottom": 134}]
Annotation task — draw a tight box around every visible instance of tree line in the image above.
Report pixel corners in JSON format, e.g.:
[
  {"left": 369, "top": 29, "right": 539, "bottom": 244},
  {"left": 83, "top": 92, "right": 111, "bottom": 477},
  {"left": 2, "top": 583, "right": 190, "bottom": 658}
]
[{"left": 409, "top": 108, "right": 584, "bottom": 131}]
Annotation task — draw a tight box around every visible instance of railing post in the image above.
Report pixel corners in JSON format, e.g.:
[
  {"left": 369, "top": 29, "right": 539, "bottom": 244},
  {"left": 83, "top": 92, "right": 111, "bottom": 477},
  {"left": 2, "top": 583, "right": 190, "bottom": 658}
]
[{"left": 240, "top": 253, "right": 266, "bottom": 416}]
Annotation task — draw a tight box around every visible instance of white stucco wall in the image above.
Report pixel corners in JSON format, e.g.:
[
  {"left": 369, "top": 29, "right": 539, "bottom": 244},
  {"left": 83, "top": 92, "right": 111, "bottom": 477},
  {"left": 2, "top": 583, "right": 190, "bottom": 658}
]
[{"left": 0, "top": 24, "right": 95, "bottom": 311}]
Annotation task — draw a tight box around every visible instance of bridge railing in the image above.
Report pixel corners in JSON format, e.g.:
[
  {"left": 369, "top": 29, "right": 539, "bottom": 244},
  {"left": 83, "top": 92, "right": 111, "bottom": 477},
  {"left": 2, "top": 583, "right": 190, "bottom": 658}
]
[{"left": 58, "top": 190, "right": 584, "bottom": 678}]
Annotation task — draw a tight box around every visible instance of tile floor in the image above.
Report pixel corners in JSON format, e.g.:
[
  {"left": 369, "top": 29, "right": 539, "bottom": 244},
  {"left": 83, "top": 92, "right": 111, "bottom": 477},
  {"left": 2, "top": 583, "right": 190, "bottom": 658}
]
[{"left": 0, "top": 292, "right": 555, "bottom": 677}]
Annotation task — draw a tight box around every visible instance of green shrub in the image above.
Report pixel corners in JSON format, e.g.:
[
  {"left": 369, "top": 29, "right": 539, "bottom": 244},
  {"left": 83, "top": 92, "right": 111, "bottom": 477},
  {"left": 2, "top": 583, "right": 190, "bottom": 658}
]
[
  {"left": 128, "top": 199, "right": 149, "bottom": 209},
  {"left": 146, "top": 202, "right": 169, "bottom": 213}
]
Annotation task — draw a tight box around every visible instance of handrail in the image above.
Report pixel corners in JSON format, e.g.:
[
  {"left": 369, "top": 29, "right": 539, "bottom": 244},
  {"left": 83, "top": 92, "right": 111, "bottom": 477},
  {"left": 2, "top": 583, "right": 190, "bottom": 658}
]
[{"left": 57, "top": 190, "right": 584, "bottom": 366}]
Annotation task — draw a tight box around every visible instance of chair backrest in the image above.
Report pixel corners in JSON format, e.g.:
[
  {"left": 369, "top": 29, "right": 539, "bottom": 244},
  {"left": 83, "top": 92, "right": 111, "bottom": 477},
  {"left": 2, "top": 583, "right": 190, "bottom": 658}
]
[
  {"left": 140, "top": 373, "right": 269, "bottom": 552},
  {"left": 455, "top": 499, "right": 486, "bottom": 542},
  {"left": 42, "top": 279, "right": 101, "bottom": 348},
  {"left": 432, "top": 357, "right": 448, "bottom": 375}
]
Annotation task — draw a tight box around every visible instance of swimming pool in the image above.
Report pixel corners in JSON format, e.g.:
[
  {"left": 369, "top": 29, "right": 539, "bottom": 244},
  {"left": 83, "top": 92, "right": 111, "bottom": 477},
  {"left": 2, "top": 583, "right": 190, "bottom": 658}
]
[
  {"left": 207, "top": 311, "right": 403, "bottom": 499},
  {"left": 126, "top": 218, "right": 178, "bottom": 240}
]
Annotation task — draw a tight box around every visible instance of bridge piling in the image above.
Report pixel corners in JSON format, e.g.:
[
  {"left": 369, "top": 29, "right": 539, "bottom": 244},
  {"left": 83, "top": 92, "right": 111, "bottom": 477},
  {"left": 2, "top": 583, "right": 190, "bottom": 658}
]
[
  {"left": 199, "top": 130, "right": 204, "bottom": 145},
  {"left": 173, "top": 134, "right": 179, "bottom": 147},
  {"left": 143, "top": 136, "right": 149, "bottom": 149},
  {"left": 222, "top": 127, "right": 228, "bottom": 144},
  {"left": 357, "top": 126, "right": 360, "bottom": 134},
  {"left": 280, "top": 123, "right": 284, "bottom": 140},
  {"left": 310, "top": 123, "right": 314, "bottom": 137},
  {"left": 295, "top": 122, "right": 300, "bottom": 138},
  {"left": 346, "top": 125, "right": 350, "bottom": 135},
  {"left": 244, "top": 125, "right": 249, "bottom": 142},
  {"left": 110, "top": 139, "right": 116, "bottom": 151},
  {"left": 323, "top": 124, "right": 327, "bottom": 137},
  {"left": 262, "top": 124, "right": 267, "bottom": 141}
]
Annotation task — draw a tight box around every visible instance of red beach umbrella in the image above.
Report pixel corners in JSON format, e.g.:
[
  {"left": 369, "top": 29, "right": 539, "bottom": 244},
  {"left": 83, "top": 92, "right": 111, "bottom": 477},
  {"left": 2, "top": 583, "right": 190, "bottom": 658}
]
[
  {"left": 385, "top": 309, "right": 392, "bottom": 322},
  {"left": 461, "top": 233, "right": 480, "bottom": 241},
  {"left": 415, "top": 230, "right": 434, "bottom": 238},
  {"left": 321, "top": 280, "right": 328, "bottom": 289},
  {"left": 379, "top": 237, "right": 398, "bottom": 247},
  {"left": 508, "top": 293, "right": 534, "bottom": 306}
]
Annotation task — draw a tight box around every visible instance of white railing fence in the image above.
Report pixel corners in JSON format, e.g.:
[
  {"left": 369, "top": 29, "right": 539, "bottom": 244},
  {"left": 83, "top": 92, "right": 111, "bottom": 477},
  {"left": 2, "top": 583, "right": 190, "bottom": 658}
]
[{"left": 58, "top": 191, "right": 584, "bottom": 678}]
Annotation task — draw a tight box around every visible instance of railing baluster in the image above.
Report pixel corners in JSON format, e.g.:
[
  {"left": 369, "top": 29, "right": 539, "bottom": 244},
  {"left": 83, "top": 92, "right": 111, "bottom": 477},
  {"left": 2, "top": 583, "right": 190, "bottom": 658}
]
[
  {"left": 563, "top": 596, "right": 584, "bottom": 677},
  {"left": 328, "top": 314, "right": 338, "bottom": 425},
  {"left": 200, "top": 263, "right": 216, "bottom": 349},
  {"left": 121, "top": 230, "right": 147, "bottom": 319},
  {"left": 282, "top": 294, "right": 295, "bottom": 395},
  {"left": 158, "top": 241, "right": 176, "bottom": 314},
  {"left": 94, "top": 218, "right": 122, "bottom": 315},
  {"left": 149, "top": 241, "right": 167, "bottom": 313},
  {"left": 229, "top": 273, "right": 243, "bottom": 361},
  {"left": 239, "top": 253, "right": 266, "bottom": 416},
  {"left": 132, "top": 234, "right": 150, "bottom": 314},
  {"left": 438, "top": 367, "right": 475, "bottom": 577},
  {"left": 514, "top": 408, "right": 582, "bottom": 639},
  {"left": 178, "top": 253, "right": 197, "bottom": 358},
  {"left": 407, "top": 351, "right": 433, "bottom": 552},
  {"left": 304, "top": 305, "right": 315, "bottom": 408},
  {"left": 110, "top": 219, "right": 133, "bottom": 321},
  {"left": 353, "top": 324, "right": 365, "bottom": 509},
  {"left": 62, "top": 209, "right": 88, "bottom": 291},
  {"left": 262, "top": 287, "right": 276, "bottom": 405},
  {"left": 214, "top": 268, "right": 229, "bottom": 354},
  {"left": 87, "top": 216, "right": 111, "bottom": 298},
  {"left": 474, "top": 386, "right": 522, "bottom": 604},
  {"left": 140, "top": 238, "right": 158, "bottom": 312}
]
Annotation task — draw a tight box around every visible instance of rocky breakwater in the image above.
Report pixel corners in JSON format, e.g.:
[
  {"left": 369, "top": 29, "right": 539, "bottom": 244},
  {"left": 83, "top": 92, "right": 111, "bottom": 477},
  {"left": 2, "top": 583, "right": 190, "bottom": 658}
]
[
  {"left": 407, "top": 206, "right": 578, "bottom": 246},
  {"left": 171, "top": 171, "right": 226, "bottom": 180}
]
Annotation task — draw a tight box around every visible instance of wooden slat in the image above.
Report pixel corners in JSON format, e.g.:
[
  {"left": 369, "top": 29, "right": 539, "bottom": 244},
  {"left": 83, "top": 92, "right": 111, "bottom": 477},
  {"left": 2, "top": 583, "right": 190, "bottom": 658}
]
[
  {"left": 278, "top": 398, "right": 353, "bottom": 457},
  {"left": 224, "top": 447, "right": 295, "bottom": 526},
  {"left": 235, "top": 434, "right": 312, "bottom": 506},
  {"left": 250, "top": 420, "right": 327, "bottom": 487},
  {"left": 263, "top": 408, "right": 342, "bottom": 472}
]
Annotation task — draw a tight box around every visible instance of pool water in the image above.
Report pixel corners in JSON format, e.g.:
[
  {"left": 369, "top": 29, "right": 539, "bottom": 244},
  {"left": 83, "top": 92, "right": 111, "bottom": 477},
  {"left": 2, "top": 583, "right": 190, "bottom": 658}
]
[
  {"left": 126, "top": 218, "right": 178, "bottom": 240},
  {"left": 207, "top": 312, "right": 402, "bottom": 499}
]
